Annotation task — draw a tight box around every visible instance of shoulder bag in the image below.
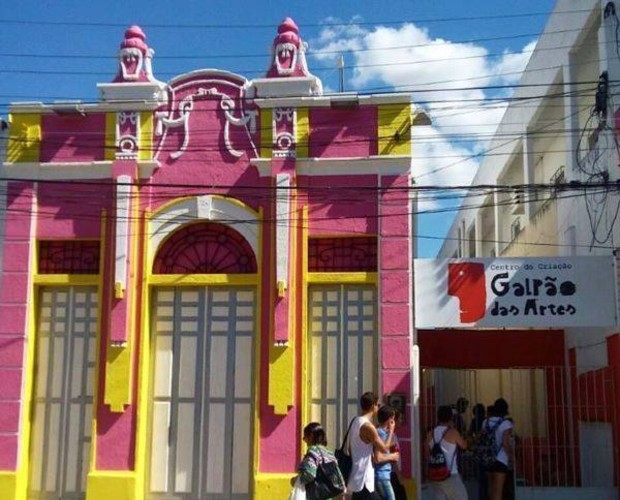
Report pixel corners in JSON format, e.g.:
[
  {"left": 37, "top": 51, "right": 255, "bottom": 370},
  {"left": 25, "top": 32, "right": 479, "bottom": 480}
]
[{"left": 334, "top": 418, "right": 355, "bottom": 483}]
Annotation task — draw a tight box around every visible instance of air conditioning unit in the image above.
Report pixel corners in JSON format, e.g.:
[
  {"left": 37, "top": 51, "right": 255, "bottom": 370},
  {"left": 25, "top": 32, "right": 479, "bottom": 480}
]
[{"left": 510, "top": 189, "right": 525, "bottom": 214}]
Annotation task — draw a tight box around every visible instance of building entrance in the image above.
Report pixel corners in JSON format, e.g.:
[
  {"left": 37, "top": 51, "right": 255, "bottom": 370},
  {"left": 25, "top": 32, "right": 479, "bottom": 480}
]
[
  {"left": 147, "top": 287, "right": 255, "bottom": 499},
  {"left": 418, "top": 329, "right": 618, "bottom": 500},
  {"left": 28, "top": 287, "right": 98, "bottom": 500}
]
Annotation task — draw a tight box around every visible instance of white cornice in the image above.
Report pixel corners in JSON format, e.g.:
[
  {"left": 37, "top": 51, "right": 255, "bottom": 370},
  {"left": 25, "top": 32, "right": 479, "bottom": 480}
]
[
  {"left": 167, "top": 69, "right": 248, "bottom": 87},
  {"left": 10, "top": 100, "right": 162, "bottom": 115},
  {"left": 1, "top": 160, "right": 159, "bottom": 180},
  {"left": 251, "top": 155, "right": 411, "bottom": 177},
  {"left": 97, "top": 82, "right": 167, "bottom": 107},
  {"left": 253, "top": 92, "right": 412, "bottom": 109},
  {"left": 250, "top": 77, "right": 320, "bottom": 99}
]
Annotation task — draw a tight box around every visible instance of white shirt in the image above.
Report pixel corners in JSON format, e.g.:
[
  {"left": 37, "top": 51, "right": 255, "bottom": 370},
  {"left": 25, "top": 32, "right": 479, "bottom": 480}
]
[
  {"left": 483, "top": 417, "right": 514, "bottom": 466},
  {"left": 347, "top": 416, "right": 375, "bottom": 492},
  {"left": 429, "top": 425, "right": 458, "bottom": 475}
]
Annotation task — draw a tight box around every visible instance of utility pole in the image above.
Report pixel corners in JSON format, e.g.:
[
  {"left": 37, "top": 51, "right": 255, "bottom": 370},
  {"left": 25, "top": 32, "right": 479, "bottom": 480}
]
[{"left": 338, "top": 54, "right": 345, "bottom": 92}]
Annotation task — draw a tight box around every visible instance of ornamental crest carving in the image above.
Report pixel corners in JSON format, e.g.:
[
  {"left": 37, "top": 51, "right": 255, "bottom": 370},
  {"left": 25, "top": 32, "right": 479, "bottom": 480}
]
[{"left": 154, "top": 71, "right": 258, "bottom": 163}]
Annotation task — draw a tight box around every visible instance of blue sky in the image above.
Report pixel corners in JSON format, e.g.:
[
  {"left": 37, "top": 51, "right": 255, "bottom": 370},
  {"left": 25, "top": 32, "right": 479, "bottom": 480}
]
[{"left": 0, "top": 0, "right": 559, "bottom": 256}]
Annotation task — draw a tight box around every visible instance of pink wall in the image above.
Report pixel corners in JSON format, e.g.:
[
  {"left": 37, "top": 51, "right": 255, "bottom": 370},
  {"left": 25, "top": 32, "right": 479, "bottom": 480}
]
[
  {"left": 309, "top": 107, "right": 378, "bottom": 158},
  {"left": 258, "top": 197, "right": 300, "bottom": 472},
  {"left": 300, "top": 175, "right": 379, "bottom": 236},
  {"left": 40, "top": 114, "right": 106, "bottom": 163},
  {"left": 5, "top": 69, "right": 415, "bottom": 477},
  {"left": 0, "top": 182, "right": 35, "bottom": 469},
  {"left": 150, "top": 72, "right": 260, "bottom": 197},
  {"left": 378, "top": 174, "right": 413, "bottom": 475},
  {"left": 37, "top": 181, "right": 111, "bottom": 238},
  {"left": 95, "top": 163, "right": 141, "bottom": 469}
]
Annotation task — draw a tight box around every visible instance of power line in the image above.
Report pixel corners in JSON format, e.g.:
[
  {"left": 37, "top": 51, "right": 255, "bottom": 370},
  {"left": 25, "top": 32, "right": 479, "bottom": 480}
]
[
  {"left": 0, "top": 10, "right": 589, "bottom": 30},
  {"left": 0, "top": 35, "right": 589, "bottom": 62},
  {"left": 0, "top": 182, "right": 614, "bottom": 252}
]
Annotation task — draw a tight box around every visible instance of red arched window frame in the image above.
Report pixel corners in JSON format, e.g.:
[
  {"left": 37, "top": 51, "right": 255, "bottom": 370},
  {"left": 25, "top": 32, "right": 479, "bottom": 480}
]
[
  {"left": 153, "top": 222, "right": 257, "bottom": 274},
  {"left": 308, "top": 236, "right": 377, "bottom": 272},
  {"left": 38, "top": 240, "right": 101, "bottom": 274}
]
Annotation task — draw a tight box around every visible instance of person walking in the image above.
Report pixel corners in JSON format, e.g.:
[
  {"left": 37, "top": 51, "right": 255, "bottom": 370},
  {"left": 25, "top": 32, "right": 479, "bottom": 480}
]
[
  {"left": 483, "top": 398, "right": 514, "bottom": 500},
  {"left": 426, "top": 405, "right": 468, "bottom": 500},
  {"left": 291, "top": 422, "right": 346, "bottom": 499},
  {"left": 348, "top": 392, "right": 398, "bottom": 499},
  {"left": 373, "top": 405, "right": 401, "bottom": 500}
]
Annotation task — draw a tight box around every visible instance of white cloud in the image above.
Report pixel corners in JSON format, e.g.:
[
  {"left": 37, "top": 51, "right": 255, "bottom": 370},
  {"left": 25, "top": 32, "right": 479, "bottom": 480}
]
[
  {"left": 309, "top": 21, "right": 536, "bottom": 198},
  {"left": 493, "top": 40, "right": 537, "bottom": 83}
]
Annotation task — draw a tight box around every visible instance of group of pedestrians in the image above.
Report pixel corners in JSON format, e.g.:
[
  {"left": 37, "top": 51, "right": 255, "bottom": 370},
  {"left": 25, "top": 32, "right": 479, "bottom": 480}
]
[
  {"left": 425, "top": 398, "right": 515, "bottom": 500},
  {"left": 290, "top": 391, "right": 407, "bottom": 500},
  {"left": 289, "top": 393, "right": 515, "bottom": 500}
]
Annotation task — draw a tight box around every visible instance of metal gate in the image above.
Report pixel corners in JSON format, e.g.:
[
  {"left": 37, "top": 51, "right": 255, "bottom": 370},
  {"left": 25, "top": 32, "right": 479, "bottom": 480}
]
[
  {"left": 420, "top": 367, "right": 619, "bottom": 500},
  {"left": 308, "top": 285, "right": 377, "bottom": 448},
  {"left": 28, "top": 287, "right": 98, "bottom": 499},
  {"left": 148, "top": 287, "right": 255, "bottom": 499}
]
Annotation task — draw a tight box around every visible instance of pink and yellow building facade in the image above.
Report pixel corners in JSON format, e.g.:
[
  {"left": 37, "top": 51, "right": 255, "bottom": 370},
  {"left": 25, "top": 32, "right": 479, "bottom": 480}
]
[{"left": 0, "top": 20, "right": 420, "bottom": 499}]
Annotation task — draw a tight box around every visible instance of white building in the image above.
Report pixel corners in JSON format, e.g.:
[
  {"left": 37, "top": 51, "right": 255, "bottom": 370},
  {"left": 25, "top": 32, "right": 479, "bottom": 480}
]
[{"left": 427, "top": 1, "right": 620, "bottom": 498}]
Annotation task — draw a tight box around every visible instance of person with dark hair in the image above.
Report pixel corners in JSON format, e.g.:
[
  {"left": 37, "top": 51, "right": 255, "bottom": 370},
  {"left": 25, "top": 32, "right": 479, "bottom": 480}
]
[
  {"left": 291, "top": 422, "right": 345, "bottom": 497},
  {"left": 469, "top": 403, "right": 488, "bottom": 500},
  {"left": 453, "top": 397, "right": 469, "bottom": 435},
  {"left": 482, "top": 398, "right": 514, "bottom": 500},
  {"left": 426, "top": 405, "right": 467, "bottom": 499},
  {"left": 373, "top": 406, "right": 401, "bottom": 500},
  {"left": 389, "top": 409, "right": 408, "bottom": 500},
  {"left": 347, "top": 392, "right": 398, "bottom": 499},
  {"left": 469, "top": 403, "right": 486, "bottom": 438}
]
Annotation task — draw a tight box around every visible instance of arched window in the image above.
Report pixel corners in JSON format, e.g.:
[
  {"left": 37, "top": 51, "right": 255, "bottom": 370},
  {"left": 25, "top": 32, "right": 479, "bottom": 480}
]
[{"left": 152, "top": 222, "right": 257, "bottom": 274}]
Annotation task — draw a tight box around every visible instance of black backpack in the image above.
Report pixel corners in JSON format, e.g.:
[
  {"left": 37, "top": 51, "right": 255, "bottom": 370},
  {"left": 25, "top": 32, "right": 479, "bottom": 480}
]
[
  {"left": 427, "top": 428, "right": 454, "bottom": 482},
  {"left": 474, "top": 418, "right": 503, "bottom": 468}
]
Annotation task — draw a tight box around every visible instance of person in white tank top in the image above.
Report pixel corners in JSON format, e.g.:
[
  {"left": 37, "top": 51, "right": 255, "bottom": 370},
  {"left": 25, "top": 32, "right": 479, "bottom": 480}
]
[
  {"left": 346, "top": 392, "right": 399, "bottom": 499},
  {"left": 425, "top": 405, "right": 467, "bottom": 500}
]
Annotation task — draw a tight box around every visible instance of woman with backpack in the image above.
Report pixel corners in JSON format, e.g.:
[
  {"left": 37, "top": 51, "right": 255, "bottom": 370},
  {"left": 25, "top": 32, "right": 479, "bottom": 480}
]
[
  {"left": 481, "top": 399, "right": 514, "bottom": 500},
  {"left": 290, "top": 422, "right": 346, "bottom": 500},
  {"left": 425, "top": 405, "right": 467, "bottom": 500}
]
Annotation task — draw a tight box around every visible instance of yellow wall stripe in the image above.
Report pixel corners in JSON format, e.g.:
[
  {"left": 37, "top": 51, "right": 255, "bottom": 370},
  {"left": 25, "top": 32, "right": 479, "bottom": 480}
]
[
  {"left": 300, "top": 205, "right": 309, "bottom": 445},
  {"left": 252, "top": 207, "right": 263, "bottom": 478},
  {"left": 104, "top": 113, "right": 116, "bottom": 162},
  {"left": 147, "top": 274, "right": 258, "bottom": 286},
  {"left": 0, "top": 473, "right": 18, "bottom": 500},
  {"left": 296, "top": 108, "right": 309, "bottom": 158},
  {"left": 7, "top": 113, "right": 41, "bottom": 163},
  {"left": 254, "top": 474, "right": 295, "bottom": 499},
  {"left": 377, "top": 103, "right": 411, "bottom": 156},
  {"left": 307, "top": 272, "right": 378, "bottom": 284},
  {"left": 86, "top": 472, "right": 137, "bottom": 500},
  {"left": 260, "top": 109, "right": 273, "bottom": 158},
  {"left": 138, "top": 112, "right": 153, "bottom": 161},
  {"left": 33, "top": 274, "right": 100, "bottom": 286}
]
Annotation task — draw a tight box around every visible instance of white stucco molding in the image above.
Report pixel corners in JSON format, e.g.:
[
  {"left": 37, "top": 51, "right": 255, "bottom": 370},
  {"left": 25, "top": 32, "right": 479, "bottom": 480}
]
[
  {"left": 1, "top": 160, "right": 160, "bottom": 180},
  {"left": 250, "top": 155, "right": 411, "bottom": 177},
  {"left": 149, "top": 195, "right": 260, "bottom": 262},
  {"left": 250, "top": 76, "right": 321, "bottom": 99},
  {"left": 115, "top": 174, "right": 131, "bottom": 298},
  {"left": 253, "top": 92, "right": 412, "bottom": 109},
  {"left": 275, "top": 174, "right": 291, "bottom": 295},
  {"left": 10, "top": 99, "right": 164, "bottom": 115},
  {"left": 97, "top": 82, "right": 167, "bottom": 106}
]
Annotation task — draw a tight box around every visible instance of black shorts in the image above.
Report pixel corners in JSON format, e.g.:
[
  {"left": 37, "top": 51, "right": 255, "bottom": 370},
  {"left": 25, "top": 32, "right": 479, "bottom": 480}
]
[{"left": 486, "top": 461, "right": 509, "bottom": 474}]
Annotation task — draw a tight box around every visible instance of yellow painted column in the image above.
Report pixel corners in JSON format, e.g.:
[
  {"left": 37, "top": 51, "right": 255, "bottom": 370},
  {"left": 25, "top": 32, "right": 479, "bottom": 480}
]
[
  {"left": 377, "top": 103, "right": 412, "bottom": 156},
  {"left": 7, "top": 113, "right": 41, "bottom": 163}
]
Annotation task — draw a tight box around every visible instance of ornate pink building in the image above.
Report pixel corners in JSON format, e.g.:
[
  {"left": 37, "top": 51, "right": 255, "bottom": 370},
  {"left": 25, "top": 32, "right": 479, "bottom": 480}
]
[{"left": 0, "top": 20, "right": 420, "bottom": 499}]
